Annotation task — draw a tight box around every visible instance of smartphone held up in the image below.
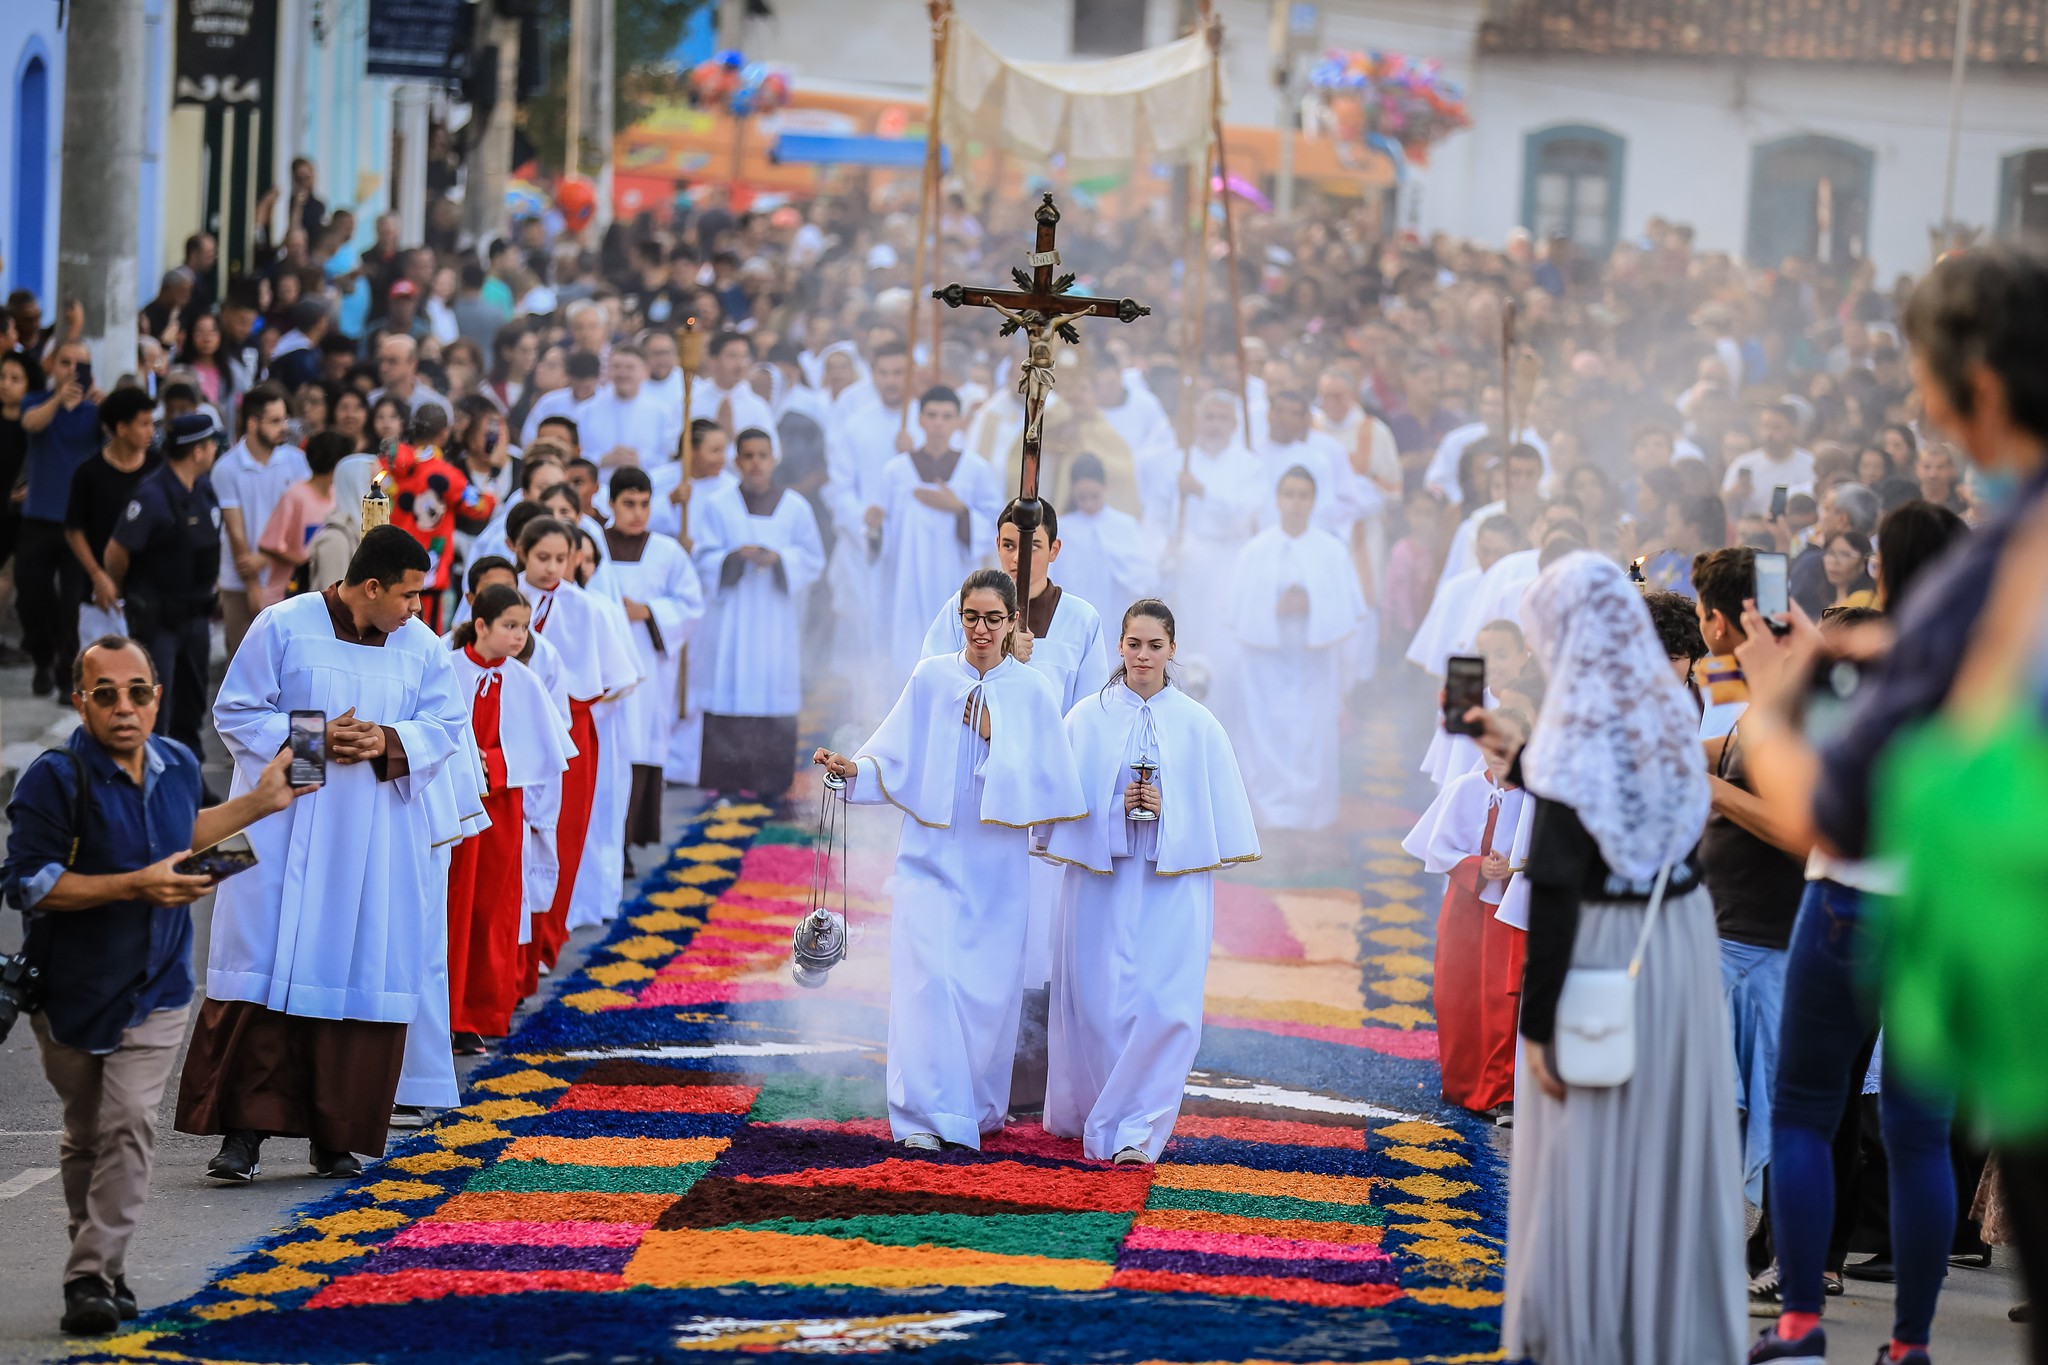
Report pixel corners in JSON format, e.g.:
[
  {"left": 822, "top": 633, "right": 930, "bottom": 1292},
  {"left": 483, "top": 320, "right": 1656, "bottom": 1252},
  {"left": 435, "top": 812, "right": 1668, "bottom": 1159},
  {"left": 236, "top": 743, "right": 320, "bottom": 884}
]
[
  {"left": 288, "top": 709, "right": 327, "bottom": 787},
  {"left": 1444, "top": 655, "right": 1486, "bottom": 736}
]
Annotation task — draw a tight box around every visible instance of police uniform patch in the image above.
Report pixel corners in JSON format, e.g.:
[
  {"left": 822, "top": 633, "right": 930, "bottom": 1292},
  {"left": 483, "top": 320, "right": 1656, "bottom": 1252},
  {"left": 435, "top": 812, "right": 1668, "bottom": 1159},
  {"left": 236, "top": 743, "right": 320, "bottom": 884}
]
[{"left": 124, "top": 499, "right": 142, "bottom": 522}]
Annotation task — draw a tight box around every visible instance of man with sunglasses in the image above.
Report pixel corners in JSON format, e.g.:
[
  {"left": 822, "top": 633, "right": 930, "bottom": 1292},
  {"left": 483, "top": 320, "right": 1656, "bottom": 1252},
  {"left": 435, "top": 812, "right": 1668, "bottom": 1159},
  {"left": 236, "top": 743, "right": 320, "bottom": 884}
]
[{"left": 2, "top": 636, "right": 304, "bottom": 1336}]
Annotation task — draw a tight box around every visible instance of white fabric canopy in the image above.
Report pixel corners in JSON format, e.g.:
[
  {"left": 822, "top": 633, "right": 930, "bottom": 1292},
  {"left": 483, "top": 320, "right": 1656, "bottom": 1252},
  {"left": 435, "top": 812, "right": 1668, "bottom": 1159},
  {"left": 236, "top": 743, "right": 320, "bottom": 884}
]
[{"left": 944, "top": 25, "right": 1215, "bottom": 175}]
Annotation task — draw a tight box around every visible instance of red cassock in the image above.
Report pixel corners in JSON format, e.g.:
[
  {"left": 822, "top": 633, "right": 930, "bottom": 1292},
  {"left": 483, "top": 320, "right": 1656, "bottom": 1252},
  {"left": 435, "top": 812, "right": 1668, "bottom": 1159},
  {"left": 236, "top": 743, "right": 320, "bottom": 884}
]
[
  {"left": 447, "top": 662, "right": 527, "bottom": 1037},
  {"left": 1432, "top": 801, "right": 1526, "bottom": 1113},
  {"left": 530, "top": 695, "right": 598, "bottom": 976}
]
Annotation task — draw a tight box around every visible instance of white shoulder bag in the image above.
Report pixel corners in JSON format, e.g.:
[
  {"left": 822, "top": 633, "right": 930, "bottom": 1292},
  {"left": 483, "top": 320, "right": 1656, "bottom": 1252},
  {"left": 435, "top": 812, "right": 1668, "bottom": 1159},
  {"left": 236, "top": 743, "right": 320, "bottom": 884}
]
[{"left": 1550, "top": 863, "right": 1672, "bottom": 1089}]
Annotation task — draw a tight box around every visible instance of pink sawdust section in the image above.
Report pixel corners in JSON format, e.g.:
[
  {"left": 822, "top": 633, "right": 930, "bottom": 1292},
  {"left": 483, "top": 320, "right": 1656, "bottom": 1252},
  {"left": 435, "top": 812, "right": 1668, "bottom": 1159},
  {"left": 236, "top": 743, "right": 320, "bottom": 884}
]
[
  {"left": 1212, "top": 883, "right": 1304, "bottom": 959},
  {"left": 1208, "top": 1015, "right": 1440, "bottom": 1061},
  {"left": 1121, "top": 1226, "right": 1394, "bottom": 1263},
  {"left": 306, "top": 1269, "right": 623, "bottom": 1308},
  {"left": 1108, "top": 1267, "right": 1405, "bottom": 1308}
]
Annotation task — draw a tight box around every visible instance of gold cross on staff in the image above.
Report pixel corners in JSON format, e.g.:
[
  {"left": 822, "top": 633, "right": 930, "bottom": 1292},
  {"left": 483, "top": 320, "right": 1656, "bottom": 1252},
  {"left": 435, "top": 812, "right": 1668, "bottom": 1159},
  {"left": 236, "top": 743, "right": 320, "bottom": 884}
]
[{"left": 932, "top": 193, "right": 1150, "bottom": 614}]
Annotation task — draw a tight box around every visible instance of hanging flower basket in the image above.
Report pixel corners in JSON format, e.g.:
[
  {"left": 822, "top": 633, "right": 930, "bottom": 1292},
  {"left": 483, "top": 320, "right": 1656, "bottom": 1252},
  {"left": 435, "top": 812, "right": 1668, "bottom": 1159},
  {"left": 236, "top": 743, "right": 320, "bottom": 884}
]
[{"left": 1303, "top": 48, "right": 1470, "bottom": 170}]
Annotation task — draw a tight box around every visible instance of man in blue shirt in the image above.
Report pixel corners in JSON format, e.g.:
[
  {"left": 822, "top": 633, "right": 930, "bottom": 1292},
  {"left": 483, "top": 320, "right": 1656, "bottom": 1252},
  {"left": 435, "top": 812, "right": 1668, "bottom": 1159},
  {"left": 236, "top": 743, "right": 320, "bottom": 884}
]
[
  {"left": 4, "top": 636, "right": 301, "bottom": 1336},
  {"left": 19, "top": 341, "right": 106, "bottom": 697}
]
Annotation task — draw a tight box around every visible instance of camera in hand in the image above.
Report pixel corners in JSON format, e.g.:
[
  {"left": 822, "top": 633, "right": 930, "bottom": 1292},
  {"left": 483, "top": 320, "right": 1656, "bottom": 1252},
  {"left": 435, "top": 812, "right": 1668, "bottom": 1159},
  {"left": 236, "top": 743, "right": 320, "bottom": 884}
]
[{"left": 0, "top": 950, "right": 43, "bottom": 1043}]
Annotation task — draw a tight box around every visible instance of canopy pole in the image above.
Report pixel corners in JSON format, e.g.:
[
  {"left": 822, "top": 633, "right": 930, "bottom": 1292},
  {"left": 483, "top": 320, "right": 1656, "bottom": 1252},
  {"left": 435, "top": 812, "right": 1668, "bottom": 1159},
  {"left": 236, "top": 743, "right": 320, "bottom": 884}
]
[
  {"left": 1207, "top": 10, "right": 1251, "bottom": 446},
  {"left": 903, "top": 0, "right": 951, "bottom": 435},
  {"left": 1174, "top": 140, "right": 1216, "bottom": 544}
]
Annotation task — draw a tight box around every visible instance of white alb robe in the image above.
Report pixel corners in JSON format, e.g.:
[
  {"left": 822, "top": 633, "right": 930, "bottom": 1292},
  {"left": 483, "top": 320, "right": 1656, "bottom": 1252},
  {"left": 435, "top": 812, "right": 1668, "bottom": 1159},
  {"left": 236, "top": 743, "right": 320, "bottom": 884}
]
[
  {"left": 208, "top": 594, "right": 468, "bottom": 1021},
  {"left": 1052, "top": 505, "right": 1161, "bottom": 627},
  {"left": 690, "top": 484, "right": 826, "bottom": 718},
  {"left": 845, "top": 653, "right": 1086, "bottom": 1147},
  {"left": 920, "top": 586, "right": 1113, "bottom": 984},
  {"left": 1044, "top": 683, "right": 1258, "bottom": 1160},
  {"left": 1228, "top": 524, "right": 1369, "bottom": 833},
  {"left": 396, "top": 722, "right": 489, "bottom": 1108},
  {"left": 1406, "top": 565, "right": 1483, "bottom": 677},
  {"left": 1148, "top": 441, "right": 1265, "bottom": 699},
  {"left": 649, "top": 466, "right": 738, "bottom": 542},
  {"left": 878, "top": 453, "right": 1002, "bottom": 684},
  {"left": 572, "top": 584, "right": 643, "bottom": 926},
  {"left": 824, "top": 400, "right": 923, "bottom": 725},
  {"left": 690, "top": 376, "right": 779, "bottom": 454},
  {"left": 592, "top": 534, "right": 704, "bottom": 768}
]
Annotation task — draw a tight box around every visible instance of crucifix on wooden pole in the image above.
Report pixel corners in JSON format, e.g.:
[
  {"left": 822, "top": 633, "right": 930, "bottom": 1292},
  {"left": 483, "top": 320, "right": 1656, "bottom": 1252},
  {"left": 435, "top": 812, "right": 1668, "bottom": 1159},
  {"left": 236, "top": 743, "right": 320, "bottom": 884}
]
[{"left": 933, "top": 192, "right": 1151, "bottom": 615}]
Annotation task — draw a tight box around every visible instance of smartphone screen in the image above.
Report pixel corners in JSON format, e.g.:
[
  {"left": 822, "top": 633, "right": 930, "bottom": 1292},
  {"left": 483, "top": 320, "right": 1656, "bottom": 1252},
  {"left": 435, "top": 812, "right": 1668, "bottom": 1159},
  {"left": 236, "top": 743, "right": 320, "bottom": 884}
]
[
  {"left": 75, "top": 360, "right": 92, "bottom": 392},
  {"left": 288, "top": 710, "right": 327, "bottom": 787},
  {"left": 1444, "top": 655, "right": 1487, "bottom": 737},
  {"left": 1753, "top": 552, "right": 1790, "bottom": 623},
  {"left": 1769, "top": 485, "right": 1789, "bottom": 519}
]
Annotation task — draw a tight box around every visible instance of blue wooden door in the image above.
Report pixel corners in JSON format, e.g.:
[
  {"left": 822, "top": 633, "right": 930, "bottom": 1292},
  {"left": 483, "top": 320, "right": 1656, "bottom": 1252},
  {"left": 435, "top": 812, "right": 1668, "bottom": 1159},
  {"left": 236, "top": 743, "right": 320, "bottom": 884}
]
[{"left": 11, "top": 55, "right": 49, "bottom": 300}]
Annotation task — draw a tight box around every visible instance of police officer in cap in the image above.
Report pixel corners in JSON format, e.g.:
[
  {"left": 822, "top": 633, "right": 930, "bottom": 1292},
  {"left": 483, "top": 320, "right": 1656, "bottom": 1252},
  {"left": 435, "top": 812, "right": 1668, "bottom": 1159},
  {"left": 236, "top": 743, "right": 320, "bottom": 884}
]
[{"left": 104, "top": 414, "right": 223, "bottom": 763}]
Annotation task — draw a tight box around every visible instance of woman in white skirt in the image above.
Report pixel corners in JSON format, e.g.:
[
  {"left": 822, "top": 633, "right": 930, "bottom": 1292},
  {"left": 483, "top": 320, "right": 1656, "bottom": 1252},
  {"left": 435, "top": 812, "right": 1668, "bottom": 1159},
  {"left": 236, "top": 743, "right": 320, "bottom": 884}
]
[
  {"left": 1043, "top": 599, "right": 1260, "bottom": 1164},
  {"left": 1490, "top": 551, "right": 1745, "bottom": 1365}
]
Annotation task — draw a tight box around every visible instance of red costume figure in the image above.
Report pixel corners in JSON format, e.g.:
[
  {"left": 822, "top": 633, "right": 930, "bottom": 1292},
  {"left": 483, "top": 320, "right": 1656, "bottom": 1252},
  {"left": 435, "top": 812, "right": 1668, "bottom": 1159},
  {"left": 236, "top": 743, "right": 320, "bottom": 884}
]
[{"left": 382, "top": 443, "right": 497, "bottom": 629}]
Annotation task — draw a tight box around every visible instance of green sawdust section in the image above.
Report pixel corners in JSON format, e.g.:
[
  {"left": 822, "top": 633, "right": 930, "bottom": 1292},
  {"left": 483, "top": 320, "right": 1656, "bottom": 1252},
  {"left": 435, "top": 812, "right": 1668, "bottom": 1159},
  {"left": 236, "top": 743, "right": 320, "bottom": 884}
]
[{"left": 715, "top": 1212, "right": 1135, "bottom": 1260}]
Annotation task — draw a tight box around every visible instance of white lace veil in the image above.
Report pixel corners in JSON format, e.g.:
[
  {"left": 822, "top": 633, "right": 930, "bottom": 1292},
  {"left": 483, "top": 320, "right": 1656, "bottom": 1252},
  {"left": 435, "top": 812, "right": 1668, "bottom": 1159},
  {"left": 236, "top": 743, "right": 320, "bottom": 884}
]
[{"left": 1520, "top": 551, "right": 1710, "bottom": 880}]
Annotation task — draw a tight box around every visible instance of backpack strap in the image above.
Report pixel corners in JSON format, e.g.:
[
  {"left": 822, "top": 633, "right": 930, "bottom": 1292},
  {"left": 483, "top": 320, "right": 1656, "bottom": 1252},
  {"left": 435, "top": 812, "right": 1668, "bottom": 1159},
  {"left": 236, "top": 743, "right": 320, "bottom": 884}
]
[{"left": 42, "top": 749, "right": 93, "bottom": 870}]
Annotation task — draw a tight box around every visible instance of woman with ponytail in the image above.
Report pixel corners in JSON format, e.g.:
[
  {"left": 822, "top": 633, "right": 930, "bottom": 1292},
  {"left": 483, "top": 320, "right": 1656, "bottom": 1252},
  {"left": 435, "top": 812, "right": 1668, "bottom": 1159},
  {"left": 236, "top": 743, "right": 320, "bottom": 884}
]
[
  {"left": 814, "top": 568, "right": 1086, "bottom": 1152},
  {"left": 1043, "top": 599, "right": 1259, "bottom": 1163}
]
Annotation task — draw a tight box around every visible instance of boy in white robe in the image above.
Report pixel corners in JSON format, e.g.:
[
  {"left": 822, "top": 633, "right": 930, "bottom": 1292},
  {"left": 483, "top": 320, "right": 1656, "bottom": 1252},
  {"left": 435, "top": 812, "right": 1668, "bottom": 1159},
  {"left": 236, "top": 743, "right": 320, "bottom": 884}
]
[
  {"left": 1045, "top": 600, "right": 1258, "bottom": 1161},
  {"left": 690, "top": 428, "right": 826, "bottom": 802},
  {"left": 1053, "top": 453, "right": 1161, "bottom": 626},
  {"left": 650, "top": 420, "right": 737, "bottom": 544},
  {"left": 1149, "top": 393, "right": 1265, "bottom": 707},
  {"left": 1227, "top": 466, "right": 1370, "bottom": 833},
  {"left": 877, "top": 386, "right": 1002, "bottom": 686},
  {"left": 1404, "top": 516, "right": 1525, "bottom": 677},
  {"left": 813, "top": 569, "right": 1086, "bottom": 1151},
  {"left": 177, "top": 527, "right": 469, "bottom": 1174},
  {"left": 823, "top": 344, "right": 922, "bottom": 728},
  {"left": 594, "top": 466, "right": 704, "bottom": 846}
]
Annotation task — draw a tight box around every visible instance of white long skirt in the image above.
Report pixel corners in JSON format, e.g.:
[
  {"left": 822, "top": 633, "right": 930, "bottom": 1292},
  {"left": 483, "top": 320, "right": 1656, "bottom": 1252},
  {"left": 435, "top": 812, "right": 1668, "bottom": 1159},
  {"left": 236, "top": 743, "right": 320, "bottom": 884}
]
[
  {"left": 1502, "top": 886, "right": 1746, "bottom": 1365},
  {"left": 1233, "top": 626, "right": 1344, "bottom": 832},
  {"left": 569, "top": 700, "right": 630, "bottom": 929},
  {"left": 394, "top": 844, "right": 460, "bottom": 1109},
  {"left": 886, "top": 813, "right": 1031, "bottom": 1147},
  {"left": 1045, "top": 855, "right": 1213, "bottom": 1161}
]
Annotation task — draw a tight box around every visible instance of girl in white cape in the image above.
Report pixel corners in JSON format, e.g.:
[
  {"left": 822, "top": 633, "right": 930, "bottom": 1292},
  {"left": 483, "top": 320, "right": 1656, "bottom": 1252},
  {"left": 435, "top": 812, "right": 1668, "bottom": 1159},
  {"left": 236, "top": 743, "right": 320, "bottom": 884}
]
[
  {"left": 814, "top": 568, "right": 1087, "bottom": 1152},
  {"left": 1043, "top": 599, "right": 1259, "bottom": 1163}
]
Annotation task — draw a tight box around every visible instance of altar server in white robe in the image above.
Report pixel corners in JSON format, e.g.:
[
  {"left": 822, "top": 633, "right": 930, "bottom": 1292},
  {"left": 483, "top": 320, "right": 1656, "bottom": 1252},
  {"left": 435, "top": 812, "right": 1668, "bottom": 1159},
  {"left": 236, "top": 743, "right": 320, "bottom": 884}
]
[
  {"left": 517, "top": 517, "right": 638, "bottom": 971},
  {"left": 567, "top": 526, "right": 644, "bottom": 929},
  {"left": 1148, "top": 393, "right": 1265, "bottom": 684},
  {"left": 177, "top": 528, "right": 468, "bottom": 1172},
  {"left": 813, "top": 568, "right": 1087, "bottom": 1151},
  {"left": 691, "top": 427, "right": 826, "bottom": 800},
  {"left": 1045, "top": 598, "right": 1259, "bottom": 1162},
  {"left": 825, "top": 344, "right": 920, "bottom": 725},
  {"left": 594, "top": 466, "right": 703, "bottom": 844},
  {"left": 878, "top": 386, "right": 1002, "bottom": 684},
  {"left": 691, "top": 331, "right": 779, "bottom": 454},
  {"left": 1405, "top": 516, "right": 1525, "bottom": 677},
  {"left": 1053, "top": 454, "right": 1161, "bottom": 625},
  {"left": 649, "top": 421, "right": 735, "bottom": 543},
  {"left": 1228, "top": 467, "right": 1370, "bottom": 833}
]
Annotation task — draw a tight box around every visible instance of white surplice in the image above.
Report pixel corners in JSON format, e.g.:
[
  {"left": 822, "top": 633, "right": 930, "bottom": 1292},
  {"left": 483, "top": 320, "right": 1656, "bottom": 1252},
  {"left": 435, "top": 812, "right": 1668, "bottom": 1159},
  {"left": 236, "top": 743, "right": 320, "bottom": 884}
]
[
  {"left": 919, "top": 585, "right": 1113, "bottom": 983},
  {"left": 208, "top": 594, "right": 468, "bottom": 1021},
  {"left": 846, "top": 653, "right": 1086, "bottom": 1148},
  {"left": 690, "top": 375, "right": 779, "bottom": 454},
  {"left": 878, "top": 452, "right": 1002, "bottom": 684},
  {"left": 1146, "top": 440, "right": 1265, "bottom": 695},
  {"left": 649, "top": 465, "right": 737, "bottom": 542},
  {"left": 571, "top": 582, "right": 643, "bottom": 927},
  {"left": 578, "top": 387, "right": 682, "bottom": 469},
  {"left": 689, "top": 484, "right": 826, "bottom": 718},
  {"left": 824, "top": 400, "right": 924, "bottom": 725},
  {"left": 1228, "top": 523, "right": 1369, "bottom": 833},
  {"left": 592, "top": 533, "right": 704, "bottom": 768},
  {"left": 1406, "top": 565, "right": 1482, "bottom": 677},
  {"left": 1044, "top": 683, "right": 1258, "bottom": 1160}
]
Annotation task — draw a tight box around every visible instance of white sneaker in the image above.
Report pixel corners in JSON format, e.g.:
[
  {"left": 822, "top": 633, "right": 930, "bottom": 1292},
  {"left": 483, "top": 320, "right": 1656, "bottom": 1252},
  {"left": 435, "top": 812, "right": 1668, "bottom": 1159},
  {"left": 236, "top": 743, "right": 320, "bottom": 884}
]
[
  {"left": 1113, "top": 1146, "right": 1152, "bottom": 1166},
  {"left": 900, "top": 1132, "right": 942, "bottom": 1151}
]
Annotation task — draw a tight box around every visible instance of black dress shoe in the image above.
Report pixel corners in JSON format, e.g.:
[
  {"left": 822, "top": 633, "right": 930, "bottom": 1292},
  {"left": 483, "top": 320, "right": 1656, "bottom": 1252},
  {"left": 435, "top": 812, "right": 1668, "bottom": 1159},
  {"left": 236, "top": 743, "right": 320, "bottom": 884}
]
[
  {"left": 311, "top": 1145, "right": 362, "bottom": 1179},
  {"left": 205, "top": 1129, "right": 263, "bottom": 1183},
  {"left": 450, "top": 1030, "right": 487, "bottom": 1056},
  {"left": 30, "top": 662, "right": 54, "bottom": 698},
  {"left": 1844, "top": 1256, "right": 1895, "bottom": 1282},
  {"left": 111, "top": 1275, "right": 137, "bottom": 1320},
  {"left": 60, "top": 1277, "right": 120, "bottom": 1335}
]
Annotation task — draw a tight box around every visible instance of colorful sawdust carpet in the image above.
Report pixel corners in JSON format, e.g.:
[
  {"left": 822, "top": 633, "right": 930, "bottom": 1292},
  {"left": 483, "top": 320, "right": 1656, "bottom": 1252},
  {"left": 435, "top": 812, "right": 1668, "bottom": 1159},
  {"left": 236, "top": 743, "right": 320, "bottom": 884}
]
[{"left": 81, "top": 706, "right": 1505, "bottom": 1363}]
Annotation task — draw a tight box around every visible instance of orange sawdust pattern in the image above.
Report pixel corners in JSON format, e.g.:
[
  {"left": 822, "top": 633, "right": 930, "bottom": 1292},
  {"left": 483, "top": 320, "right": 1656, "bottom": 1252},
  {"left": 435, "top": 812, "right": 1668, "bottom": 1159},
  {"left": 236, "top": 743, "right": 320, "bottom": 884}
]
[{"left": 624, "top": 1227, "right": 1118, "bottom": 1291}]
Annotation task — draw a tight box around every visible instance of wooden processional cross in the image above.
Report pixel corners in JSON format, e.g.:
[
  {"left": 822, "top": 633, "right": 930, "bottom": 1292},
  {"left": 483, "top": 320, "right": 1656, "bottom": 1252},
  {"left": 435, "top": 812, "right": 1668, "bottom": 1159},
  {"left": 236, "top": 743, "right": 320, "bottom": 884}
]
[{"left": 933, "top": 193, "right": 1151, "bottom": 609}]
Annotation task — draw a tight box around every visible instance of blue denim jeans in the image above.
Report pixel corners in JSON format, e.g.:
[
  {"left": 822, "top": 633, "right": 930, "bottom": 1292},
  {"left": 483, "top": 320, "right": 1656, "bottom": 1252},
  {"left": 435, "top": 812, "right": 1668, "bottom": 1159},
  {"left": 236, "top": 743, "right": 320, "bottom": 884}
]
[{"left": 1768, "top": 879, "right": 1955, "bottom": 1343}]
